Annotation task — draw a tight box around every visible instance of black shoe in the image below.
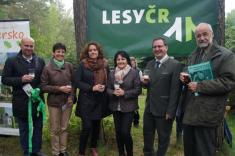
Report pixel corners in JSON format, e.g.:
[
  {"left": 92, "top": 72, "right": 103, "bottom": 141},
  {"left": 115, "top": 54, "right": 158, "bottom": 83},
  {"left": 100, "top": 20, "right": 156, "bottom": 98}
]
[
  {"left": 32, "top": 152, "right": 46, "bottom": 156},
  {"left": 59, "top": 151, "right": 69, "bottom": 156},
  {"left": 133, "top": 120, "right": 139, "bottom": 127}
]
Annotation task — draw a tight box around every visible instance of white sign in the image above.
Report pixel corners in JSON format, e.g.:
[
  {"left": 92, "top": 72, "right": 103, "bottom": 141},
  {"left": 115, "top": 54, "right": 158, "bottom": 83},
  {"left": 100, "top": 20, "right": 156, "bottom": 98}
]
[
  {"left": 0, "top": 103, "right": 19, "bottom": 136},
  {"left": 0, "top": 20, "right": 30, "bottom": 64},
  {"left": 0, "top": 20, "right": 30, "bottom": 136}
]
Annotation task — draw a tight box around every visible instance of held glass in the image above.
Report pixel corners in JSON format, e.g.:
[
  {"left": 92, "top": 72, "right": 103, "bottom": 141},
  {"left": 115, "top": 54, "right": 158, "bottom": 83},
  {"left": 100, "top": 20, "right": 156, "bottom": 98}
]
[
  {"left": 114, "top": 81, "right": 120, "bottom": 89},
  {"left": 28, "top": 68, "right": 35, "bottom": 78},
  {"left": 143, "top": 69, "right": 150, "bottom": 79}
]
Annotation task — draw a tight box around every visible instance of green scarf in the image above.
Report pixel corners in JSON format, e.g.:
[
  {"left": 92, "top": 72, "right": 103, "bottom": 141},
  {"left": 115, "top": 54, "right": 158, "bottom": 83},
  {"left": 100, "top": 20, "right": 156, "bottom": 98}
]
[{"left": 53, "top": 58, "right": 64, "bottom": 69}]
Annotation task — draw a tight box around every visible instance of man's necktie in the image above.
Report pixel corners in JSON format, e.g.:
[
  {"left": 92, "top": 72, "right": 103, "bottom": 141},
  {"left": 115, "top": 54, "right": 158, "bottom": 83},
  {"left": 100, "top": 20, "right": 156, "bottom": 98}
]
[{"left": 155, "top": 61, "right": 161, "bottom": 69}]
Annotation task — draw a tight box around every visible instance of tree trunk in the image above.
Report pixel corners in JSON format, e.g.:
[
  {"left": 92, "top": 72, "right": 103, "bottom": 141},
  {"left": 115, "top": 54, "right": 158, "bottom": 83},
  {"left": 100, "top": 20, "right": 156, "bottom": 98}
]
[
  {"left": 216, "top": 0, "right": 225, "bottom": 46},
  {"left": 73, "top": 0, "right": 87, "bottom": 62}
]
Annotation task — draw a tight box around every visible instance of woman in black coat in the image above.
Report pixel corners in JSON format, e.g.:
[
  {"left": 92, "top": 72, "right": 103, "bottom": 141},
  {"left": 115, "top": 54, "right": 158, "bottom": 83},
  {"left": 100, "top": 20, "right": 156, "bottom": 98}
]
[
  {"left": 107, "top": 51, "right": 141, "bottom": 156},
  {"left": 74, "top": 41, "right": 109, "bottom": 156}
]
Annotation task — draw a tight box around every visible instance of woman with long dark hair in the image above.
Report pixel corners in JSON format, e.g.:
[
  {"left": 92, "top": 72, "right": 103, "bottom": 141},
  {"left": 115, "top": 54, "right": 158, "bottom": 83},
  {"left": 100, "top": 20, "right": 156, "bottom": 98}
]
[{"left": 74, "top": 41, "right": 109, "bottom": 156}]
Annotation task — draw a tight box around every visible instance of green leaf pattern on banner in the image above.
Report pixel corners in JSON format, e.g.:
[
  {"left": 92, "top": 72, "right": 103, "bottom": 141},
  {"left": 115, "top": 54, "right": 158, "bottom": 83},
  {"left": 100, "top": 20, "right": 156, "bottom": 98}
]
[
  {"left": 16, "top": 40, "right": 21, "bottom": 46},
  {"left": 4, "top": 41, "right": 12, "bottom": 49}
]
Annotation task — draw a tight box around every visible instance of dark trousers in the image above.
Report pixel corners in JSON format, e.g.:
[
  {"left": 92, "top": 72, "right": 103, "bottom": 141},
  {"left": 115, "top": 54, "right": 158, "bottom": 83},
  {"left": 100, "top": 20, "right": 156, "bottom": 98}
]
[
  {"left": 183, "top": 125, "right": 217, "bottom": 156},
  {"left": 79, "top": 119, "right": 101, "bottom": 155},
  {"left": 143, "top": 111, "right": 173, "bottom": 156},
  {"left": 17, "top": 115, "right": 43, "bottom": 156},
  {"left": 176, "top": 115, "right": 184, "bottom": 139},
  {"left": 113, "top": 111, "right": 134, "bottom": 156},
  {"left": 133, "top": 110, "right": 140, "bottom": 126}
]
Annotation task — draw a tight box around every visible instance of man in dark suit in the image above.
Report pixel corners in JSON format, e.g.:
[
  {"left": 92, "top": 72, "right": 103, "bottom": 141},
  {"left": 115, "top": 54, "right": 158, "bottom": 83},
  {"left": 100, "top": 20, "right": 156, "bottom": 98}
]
[
  {"left": 2, "top": 37, "right": 45, "bottom": 156},
  {"left": 142, "top": 37, "right": 182, "bottom": 156}
]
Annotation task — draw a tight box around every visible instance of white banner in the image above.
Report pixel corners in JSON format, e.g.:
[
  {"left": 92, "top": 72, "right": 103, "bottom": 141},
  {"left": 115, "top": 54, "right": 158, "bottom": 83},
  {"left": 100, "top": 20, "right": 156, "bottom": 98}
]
[
  {"left": 0, "top": 20, "right": 30, "bottom": 136},
  {"left": 0, "top": 20, "right": 30, "bottom": 64}
]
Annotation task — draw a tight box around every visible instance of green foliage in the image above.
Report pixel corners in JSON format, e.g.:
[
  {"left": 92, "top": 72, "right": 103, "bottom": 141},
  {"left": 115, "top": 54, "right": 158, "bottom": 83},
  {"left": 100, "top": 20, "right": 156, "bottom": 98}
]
[
  {"left": 225, "top": 9, "right": 235, "bottom": 53},
  {"left": 0, "top": 0, "right": 17, "bottom": 5},
  {"left": 0, "top": 9, "right": 5, "bottom": 18}
]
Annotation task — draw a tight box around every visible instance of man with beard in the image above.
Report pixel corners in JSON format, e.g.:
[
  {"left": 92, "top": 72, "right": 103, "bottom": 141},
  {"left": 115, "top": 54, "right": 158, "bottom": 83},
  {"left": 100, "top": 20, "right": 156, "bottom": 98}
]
[{"left": 180, "top": 23, "right": 235, "bottom": 156}]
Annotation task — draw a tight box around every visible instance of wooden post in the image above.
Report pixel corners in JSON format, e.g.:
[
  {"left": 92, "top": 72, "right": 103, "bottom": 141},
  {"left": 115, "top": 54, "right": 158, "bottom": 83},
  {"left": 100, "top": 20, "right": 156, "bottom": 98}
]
[
  {"left": 216, "top": 0, "right": 225, "bottom": 46},
  {"left": 73, "top": 0, "right": 87, "bottom": 62}
]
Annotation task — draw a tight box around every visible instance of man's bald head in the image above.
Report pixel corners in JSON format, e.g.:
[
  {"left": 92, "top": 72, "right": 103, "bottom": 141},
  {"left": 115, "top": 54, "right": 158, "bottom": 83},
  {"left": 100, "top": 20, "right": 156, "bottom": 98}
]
[
  {"left": 20, "top": 37, "right": 35, "bottom": 58},
  {"left": 20, "top": 37, "right": 35, "bottom": 45}
]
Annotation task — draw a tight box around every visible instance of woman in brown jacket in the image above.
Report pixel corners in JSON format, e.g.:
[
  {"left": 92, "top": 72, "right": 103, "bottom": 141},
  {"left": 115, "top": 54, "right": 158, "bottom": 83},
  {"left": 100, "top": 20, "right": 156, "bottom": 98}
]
[{"left": 41, "top": 43, "right": 74, "bottom": 156}]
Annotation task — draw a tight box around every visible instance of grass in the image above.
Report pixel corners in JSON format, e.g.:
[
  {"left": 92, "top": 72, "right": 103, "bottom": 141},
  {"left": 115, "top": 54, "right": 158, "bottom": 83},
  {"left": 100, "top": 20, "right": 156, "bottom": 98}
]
[{"left": 0, "top": 94, "right": 235, "bottom": 156}]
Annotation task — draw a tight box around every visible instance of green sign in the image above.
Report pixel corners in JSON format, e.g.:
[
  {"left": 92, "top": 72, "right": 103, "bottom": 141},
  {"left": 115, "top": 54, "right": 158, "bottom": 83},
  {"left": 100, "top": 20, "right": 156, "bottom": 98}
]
[{"left": 87, "top": 0, "right": 219, "bottom": 58}]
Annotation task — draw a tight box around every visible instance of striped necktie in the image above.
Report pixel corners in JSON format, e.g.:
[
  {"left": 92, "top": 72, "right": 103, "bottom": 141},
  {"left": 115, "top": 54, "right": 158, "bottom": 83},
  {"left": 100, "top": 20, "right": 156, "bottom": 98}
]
[{"left": 155, "top": 61, "right": 161, "bottom": 69}]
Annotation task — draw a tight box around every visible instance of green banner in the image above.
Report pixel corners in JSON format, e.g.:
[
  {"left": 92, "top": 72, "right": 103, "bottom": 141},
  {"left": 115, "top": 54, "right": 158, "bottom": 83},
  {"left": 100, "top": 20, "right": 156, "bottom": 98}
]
[{"left": 87, "top": 0, "right": 219, "bottom": 58}]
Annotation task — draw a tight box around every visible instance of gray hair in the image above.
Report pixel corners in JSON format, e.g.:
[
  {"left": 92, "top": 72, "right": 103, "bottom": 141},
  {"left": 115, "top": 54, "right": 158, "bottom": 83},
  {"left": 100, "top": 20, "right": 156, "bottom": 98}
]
[{"left": 195, "top": 23, "right": 214, "bottom": 34}]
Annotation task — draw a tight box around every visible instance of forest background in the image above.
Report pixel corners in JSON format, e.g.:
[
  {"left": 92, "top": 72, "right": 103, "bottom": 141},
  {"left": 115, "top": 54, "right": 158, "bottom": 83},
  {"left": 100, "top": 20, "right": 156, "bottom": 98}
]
[{"left": 0, "top": 0, "right": 235, "bottom": 156}]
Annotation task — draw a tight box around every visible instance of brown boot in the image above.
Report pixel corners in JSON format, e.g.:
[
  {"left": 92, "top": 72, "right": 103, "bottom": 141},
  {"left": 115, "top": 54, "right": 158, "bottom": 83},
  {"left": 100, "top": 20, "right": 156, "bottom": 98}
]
[{"left": 91, "top": 148, "right": 99, "bottom": 156}]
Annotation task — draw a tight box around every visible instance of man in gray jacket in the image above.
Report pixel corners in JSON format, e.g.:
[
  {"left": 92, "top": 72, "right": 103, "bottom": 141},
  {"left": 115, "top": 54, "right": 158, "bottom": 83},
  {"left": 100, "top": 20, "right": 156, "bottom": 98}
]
[
  {"left": 142, "top": 37, "right": 182, "bottom": 156},
  {"left": 180, "top": 23, "right": 235, "bottom": 156}
]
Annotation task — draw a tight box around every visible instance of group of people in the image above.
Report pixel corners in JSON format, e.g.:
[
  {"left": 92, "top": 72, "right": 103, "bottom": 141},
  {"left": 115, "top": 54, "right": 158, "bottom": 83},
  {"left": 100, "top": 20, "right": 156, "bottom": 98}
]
[{"left": 2, "top": 22, "right": 235, "bottom": 156}]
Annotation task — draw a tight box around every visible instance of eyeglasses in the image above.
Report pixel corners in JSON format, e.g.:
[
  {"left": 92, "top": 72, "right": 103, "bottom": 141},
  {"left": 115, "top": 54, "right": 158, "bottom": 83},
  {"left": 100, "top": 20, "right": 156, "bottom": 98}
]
[{"left": 24, "top": 45, "right": 34, "bottom": 48}]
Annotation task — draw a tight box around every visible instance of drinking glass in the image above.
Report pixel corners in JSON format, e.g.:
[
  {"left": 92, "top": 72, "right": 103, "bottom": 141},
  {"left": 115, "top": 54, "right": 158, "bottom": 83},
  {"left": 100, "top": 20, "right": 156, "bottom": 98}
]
[
  {"left": 28, "top": 68, "right": 35, "bottom": 78},
  {"left": 143, "top": 69, "right": 150, "bottom": 80},
  {"left": 114, "top": 81, "right": 120, "bottom": 90}
]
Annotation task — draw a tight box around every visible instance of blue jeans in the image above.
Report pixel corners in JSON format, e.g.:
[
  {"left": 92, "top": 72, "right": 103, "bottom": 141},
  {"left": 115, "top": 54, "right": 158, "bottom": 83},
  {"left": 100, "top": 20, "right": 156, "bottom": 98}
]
[{"left": 17, "top": 115, "right": 43, "bottom": 156}]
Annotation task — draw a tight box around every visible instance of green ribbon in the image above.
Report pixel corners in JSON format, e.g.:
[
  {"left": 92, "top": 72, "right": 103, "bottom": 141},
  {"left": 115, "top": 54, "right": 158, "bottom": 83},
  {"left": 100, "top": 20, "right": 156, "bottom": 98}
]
[{"left": 28, "top": 88, "right": 46, "bottom": 154}]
